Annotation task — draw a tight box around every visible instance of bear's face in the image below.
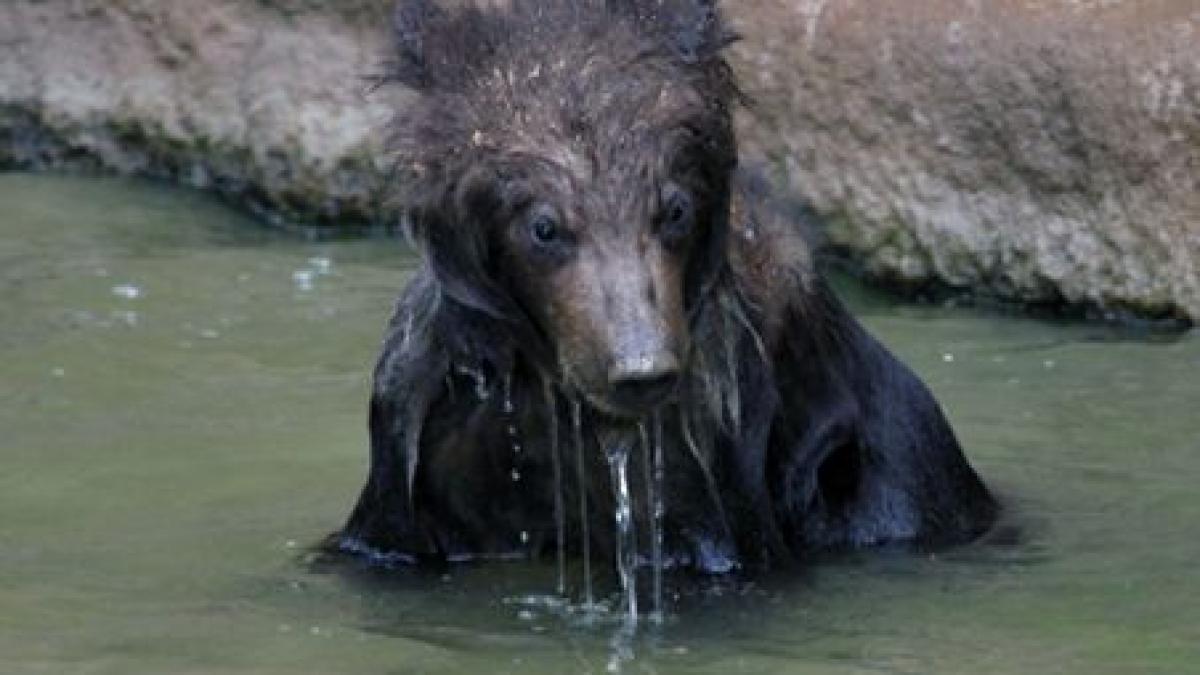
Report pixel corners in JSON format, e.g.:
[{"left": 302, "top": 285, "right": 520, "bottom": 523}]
[
  {"left": 386, "top": 0, "right": 738, "bottom": 418},
  {"left": 407, "top": 106, "right": 733, "bottom": 418},
  {"left": 492, "top": 154, "right": 710, "bottom": 418}
]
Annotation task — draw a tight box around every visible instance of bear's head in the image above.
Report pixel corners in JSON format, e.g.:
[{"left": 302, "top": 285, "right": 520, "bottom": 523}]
[{"left": 387, "top": 0, "right": 739, "bottom": 418}]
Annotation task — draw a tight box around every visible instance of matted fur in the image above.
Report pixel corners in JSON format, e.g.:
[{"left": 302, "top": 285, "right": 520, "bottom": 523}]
[{"left": 332, "top": 0, "right": 997, "bottom": 571}]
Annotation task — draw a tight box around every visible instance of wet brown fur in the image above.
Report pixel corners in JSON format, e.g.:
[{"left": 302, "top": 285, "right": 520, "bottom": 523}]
[{"left": 332, "top": 0, "right": 997, "bottom": 571}]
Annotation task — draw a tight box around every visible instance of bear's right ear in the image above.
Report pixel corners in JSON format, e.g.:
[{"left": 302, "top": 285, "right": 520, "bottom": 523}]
[
  {"left": 404, "top": 163, "right": 514, "bottom": 322},
  {"left": 607, "top": 0, "right": 729, "bottom": 64},
  {"left": 389, "top": 0, "right": 446, "bottom": 90}
]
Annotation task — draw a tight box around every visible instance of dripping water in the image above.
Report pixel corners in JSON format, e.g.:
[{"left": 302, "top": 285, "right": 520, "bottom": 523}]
[
  {"left": 543, "top": 382, "right": 566, "bottom": 597},
  {"left": 503, "top": 373, "right": 522, "bottom": 485},
  {"left": 501, "top": 373, "right": 531, "bottom": 551},
  {"left": 571, "top": 400, "right": 594, "bottom": 609},
  {"left": 652, "top": 413, "right": 666, "bottom": 618},
  {"left": 606, "top": 440, "right": 638, "bottom": 626},
  {"left": 638, "top": 413, "right": 665, "bottom": 623},
  {"left": 606, "top": 620, "right": 638, "bottom": 673}
]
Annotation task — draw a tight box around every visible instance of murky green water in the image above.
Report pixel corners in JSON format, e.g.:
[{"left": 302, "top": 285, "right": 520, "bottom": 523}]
[{"left": 2, "top": 173, "right": 1198, "bottom": 674}]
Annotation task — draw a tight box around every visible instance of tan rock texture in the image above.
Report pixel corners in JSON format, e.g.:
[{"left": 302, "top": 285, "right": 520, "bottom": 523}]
[
  {"left": 0, "top": 0, "right": 397, "bottom": 227},
  {"left": 731, "top": 0, "right": 1199, "bottom": 321},
  {"left": 1, "top": 0, "right": 1197, "bottom": 321}
]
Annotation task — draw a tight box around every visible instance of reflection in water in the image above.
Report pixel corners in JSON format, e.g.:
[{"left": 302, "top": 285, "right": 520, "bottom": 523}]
[
  {"left": 606, "top": 619, "right": 638, "bottom": 674},
  {"left": 2, "top": 174, "right": 1198, "bottom": 674}
]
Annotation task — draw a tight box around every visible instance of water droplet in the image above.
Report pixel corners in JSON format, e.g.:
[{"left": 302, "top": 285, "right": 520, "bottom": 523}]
[
  {"left": 308, "top": 256, "right": 333, "bottom": 275},
  {"left": 111, "top": 284, "right": 141, "bottom": 300},
  {"left": 292, "top": 270, "right": 315, "bottom": 291},
  {"left": 503, "top": 374, "right": 516, "bottom": 414}
]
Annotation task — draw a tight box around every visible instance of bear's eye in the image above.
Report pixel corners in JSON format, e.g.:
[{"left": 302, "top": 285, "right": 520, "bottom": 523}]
[
  {"left": 659, "top": 184, "right": 695, "bottom": 247},
  {"left": 521, "top": 206, "right": 572, "bottom": 261},
  {"left": 531, "top": 213, "right": 559, "bottom": 245}
]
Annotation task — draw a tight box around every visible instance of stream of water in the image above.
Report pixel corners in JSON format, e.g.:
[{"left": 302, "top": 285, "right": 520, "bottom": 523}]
[
  {"left": 604, "top": 442, "right": 638, "bottom": 625},
  {"left": 571, "top": 400, "right": 595, "bottom": 612},
  {"left": 3, "top": 173, "right": 1198, "bottom": 674},
  {"left": 639, "top": 414, "right": 665, "bottom": 622}
]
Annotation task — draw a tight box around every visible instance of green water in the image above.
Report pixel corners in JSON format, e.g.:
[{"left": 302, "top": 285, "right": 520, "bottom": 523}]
[{"left": 2, "top": 173, "right": 1198, "bottom": 674}]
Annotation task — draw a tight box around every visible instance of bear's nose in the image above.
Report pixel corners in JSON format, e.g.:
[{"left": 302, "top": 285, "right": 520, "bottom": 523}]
[{"left": 607, "top": 353, "right": 680, "bottom": 411}]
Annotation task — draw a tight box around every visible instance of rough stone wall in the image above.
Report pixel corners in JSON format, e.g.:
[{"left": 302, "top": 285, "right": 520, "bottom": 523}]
[
  {"left": 0, "top": 0, "right": 397, "bottom": 227},
  {"left": 1, "top": 0, "right": 1197, "bottom": 322},
  {"left": 731, "top": 0, "right": 1200, "bottom": 321}
]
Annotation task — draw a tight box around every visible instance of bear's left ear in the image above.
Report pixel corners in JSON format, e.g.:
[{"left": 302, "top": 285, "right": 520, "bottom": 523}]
[{"left": 607, "top": 0, "right": 733, "bottom": 63}]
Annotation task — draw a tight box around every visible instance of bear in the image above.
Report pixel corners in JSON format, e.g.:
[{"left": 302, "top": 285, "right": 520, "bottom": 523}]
[{"left": 330, "top": 0, "right": 998, "bottom": 575}]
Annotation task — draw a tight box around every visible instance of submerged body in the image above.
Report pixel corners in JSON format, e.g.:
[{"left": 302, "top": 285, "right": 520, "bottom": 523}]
[{"left": 334, "top": 0, "right": 996, "bottom": 573}]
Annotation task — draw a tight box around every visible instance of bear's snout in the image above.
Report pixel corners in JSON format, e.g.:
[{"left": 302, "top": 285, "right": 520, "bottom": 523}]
[{"left": 605, "top": 350, "right": 681, "bottom": 413}]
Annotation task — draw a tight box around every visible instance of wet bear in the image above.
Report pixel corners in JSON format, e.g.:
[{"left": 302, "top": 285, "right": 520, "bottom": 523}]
[{"left": 331, "top": 0, "right": 997, "bottom": 573}]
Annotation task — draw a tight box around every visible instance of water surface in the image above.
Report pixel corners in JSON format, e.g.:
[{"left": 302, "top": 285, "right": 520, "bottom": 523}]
[{"left": 2, "top": 173, "right": 1198, "bottom": 673}]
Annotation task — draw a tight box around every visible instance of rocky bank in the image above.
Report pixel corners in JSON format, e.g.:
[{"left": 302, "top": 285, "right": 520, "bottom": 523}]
[
  {"left": 0, "top": 1, "right": 399, "bottom": 227},
  {"left": 1, "top": 0, "right": 1197, "bottom": 322},
  {"left": 732, "top": 0, "right": 1200, "bottom": 323}
]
